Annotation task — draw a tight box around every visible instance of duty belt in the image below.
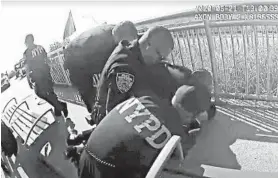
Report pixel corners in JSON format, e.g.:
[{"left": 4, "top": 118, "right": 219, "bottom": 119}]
[{"left": 84, "top": 145, "right": 116, "bottom": 168}]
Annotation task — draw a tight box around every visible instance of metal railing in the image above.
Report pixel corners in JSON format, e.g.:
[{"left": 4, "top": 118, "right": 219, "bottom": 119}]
[
  {"left": 168, "top": 20, "right": 278, "bottom": 102},
  {"left": 48, "top": 48, "right": 71, "bottom": 86},
  {"left": 48, "top": 19, "right": 278, "bottom": 103}
]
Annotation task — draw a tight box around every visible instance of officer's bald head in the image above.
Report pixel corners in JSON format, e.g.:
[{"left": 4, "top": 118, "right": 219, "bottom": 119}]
[
  {"left": 139, "top": 26, "right": 174, "bottom": 65},
  {"left": 112, "top": 21, "right": 138, "bottom": 43}
]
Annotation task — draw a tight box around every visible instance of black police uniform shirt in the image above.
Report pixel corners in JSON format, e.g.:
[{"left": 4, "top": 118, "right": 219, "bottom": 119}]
[
  {"left": 86, "top": 91, "right": 186, "bottom": 171},
  {"left": 63, "top": 24, "right": 116, "bottom": 74},
  {"left": 96, "top": 39, "right": 153, "bottom": 113},
  {"left": 23, "top": 45, "right": 50, "bottom": 81},
  {"left": 147, "top": 62, "right": 192, "bottom": 103}
]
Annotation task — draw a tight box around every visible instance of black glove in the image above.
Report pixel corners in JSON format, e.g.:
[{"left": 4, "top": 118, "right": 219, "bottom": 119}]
[
  {"left": 64, "top": 146, "right": 77, "bottom": 159},
  {"left": 67, "top": 133, "right": 83, "bottom": 146}
]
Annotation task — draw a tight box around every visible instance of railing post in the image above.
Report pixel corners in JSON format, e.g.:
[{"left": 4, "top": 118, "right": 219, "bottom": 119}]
[
  {"left": 57, "top": 51, "right": 71, "bottom": 86},
  {"left": 204, "top": 20, "right": 219, "bottom": 102}
]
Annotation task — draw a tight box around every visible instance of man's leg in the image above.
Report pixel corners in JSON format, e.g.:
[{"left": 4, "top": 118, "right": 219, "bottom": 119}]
[
  {"left": 47, "top": 91, "right": 68, "bottom": 117},
  {"left": 80, "top": 73, "right": 97, "bottom": 114},
  {"left": 207, "top": 102, "right": 216, "bottom": 120},
  {"left": 69, "top": 70, "right": 95, "bottom": 114},
  {"left": 34, "top": 85, "right": 61, "bottom": 115},
  {"left": 79, "top": 89, "right": 95, "bottom": 114},
  {"left": 35, "top": 83, "right": 68, "bottom": 117},
  {"left": 46, "top": 77, "right": 68, "bottom": 117}
]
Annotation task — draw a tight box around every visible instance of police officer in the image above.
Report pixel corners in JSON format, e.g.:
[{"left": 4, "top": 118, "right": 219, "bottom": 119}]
[
  {"left": 79, "top": 89, "right": 188, "bottom": 178},
  {"left": 64, "top": 24, "right": 115, "bottom": 113},
  {"left": 64, "top": 21, "right": 138, "bottom": 114},
  {"left": 90, "top": 26, "right": 174, "bottom": 125},
  {"left": 24, "top": 34, "right": 68, "bottom": 117}
]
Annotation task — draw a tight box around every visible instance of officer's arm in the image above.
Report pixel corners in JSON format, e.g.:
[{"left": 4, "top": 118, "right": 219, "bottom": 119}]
[
  {"left": 26, "top": 67, "right": 34, "bottom": 89},
  {"left": 23, "top": 57, "right": 31, "bottom": 77},
  {"left": 22, "top": 57, "right": 30, "bottom": 76},
  {"left": 105, "top": 65, "right": 135, "bottom": 112},
  {"left": 23, "top": 53, "right": 33, "bottom": 88},
  {"left": 22, "top": 53, "right": 27, "bottom": 65},
  {"left": 41, "top": 46, "right": 50, "bottom": 65}
]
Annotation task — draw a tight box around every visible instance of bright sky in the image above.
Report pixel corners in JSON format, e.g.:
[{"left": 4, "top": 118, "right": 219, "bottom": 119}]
[{"left": 0, "top": 0, "right": 264, "bottom": 73}]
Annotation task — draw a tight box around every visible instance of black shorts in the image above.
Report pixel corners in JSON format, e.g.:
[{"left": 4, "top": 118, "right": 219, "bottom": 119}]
[
  {"left": 78, "top": 151, "right": 115, "bottom": 178},
  {"left": 78, "top": 151, "right": 145, "bottom": 178}
]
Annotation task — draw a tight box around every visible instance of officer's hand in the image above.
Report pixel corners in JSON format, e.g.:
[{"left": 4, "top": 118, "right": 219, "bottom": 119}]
[
  {"left": 28, "top": 79, "right": 34, "bottom": 89},
  {"left": 31, "top": 82, "right": 36, "bottom": 90},
  {"left": 28, "top": 82, "right": 33, "bottom": 89},
  {"left": 91, "top": 103, "right": 105, "bottom": 125}
]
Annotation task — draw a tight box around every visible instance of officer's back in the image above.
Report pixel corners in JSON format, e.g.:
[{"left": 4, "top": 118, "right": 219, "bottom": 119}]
[
  {"left": 85, "top": 90, "right": 185, "bottom": 177},
  {"left": 64, "top": 24, "right": 116, "bottom": 74}
]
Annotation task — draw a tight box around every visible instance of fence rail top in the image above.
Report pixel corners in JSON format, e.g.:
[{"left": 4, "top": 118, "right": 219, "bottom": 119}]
[
  {"left": 48, "top": 48, "right": 64, "bottom": 56},
  {"left": 48, "top": 19, "right": 278, "bottom": 55},
  {"left": 135, "top": 2, "right": 278, "bottom": 26},
  {"left": 168, "top": 20, "right": 278, "bottom": 32}
]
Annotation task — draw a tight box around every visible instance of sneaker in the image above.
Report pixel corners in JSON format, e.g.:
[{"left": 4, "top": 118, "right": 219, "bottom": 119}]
[
  {"left": 54, "top": 108, "right": 62, "bottom": 117},
  {"left": 188, "top": 119, "right": 201, "bottom": 134},
  {"left": 62, "top": 102, "right": 69, "bottom": 118}
]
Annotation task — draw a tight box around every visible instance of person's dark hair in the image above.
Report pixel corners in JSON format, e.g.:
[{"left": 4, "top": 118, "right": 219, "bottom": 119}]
[
  {"left": 175, "top": 85, "right": 211, "bottom": 115},
  {"left": 25, "top": 34, "right": 34, "bottom": 43}
]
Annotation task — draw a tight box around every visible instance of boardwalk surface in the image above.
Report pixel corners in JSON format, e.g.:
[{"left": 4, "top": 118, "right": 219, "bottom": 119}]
[{"left": 1, "top": 78, "right": 278, "bottom": 178}]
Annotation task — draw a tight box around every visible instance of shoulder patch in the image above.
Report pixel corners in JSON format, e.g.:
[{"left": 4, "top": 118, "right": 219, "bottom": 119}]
[{"left": 116, "top": 72, "right": 135, "bottom": 93}]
